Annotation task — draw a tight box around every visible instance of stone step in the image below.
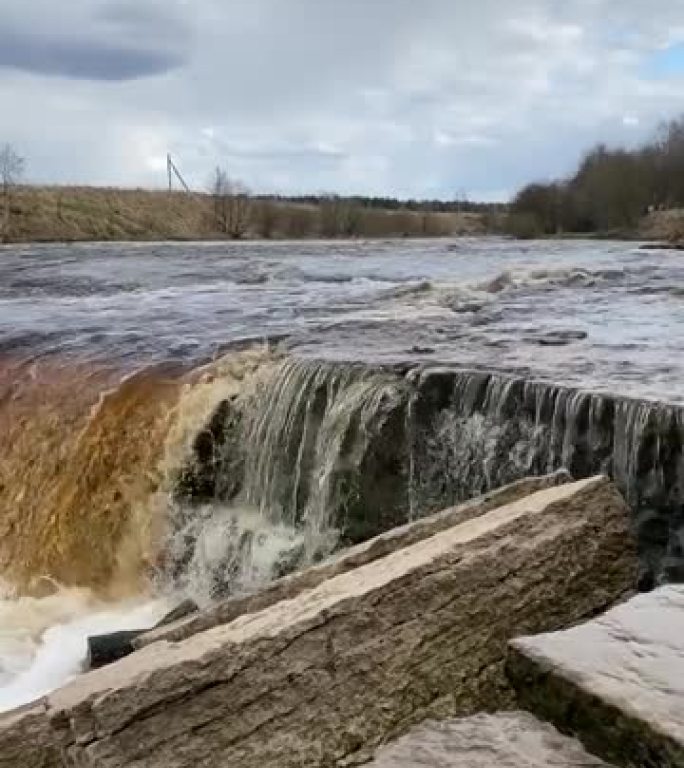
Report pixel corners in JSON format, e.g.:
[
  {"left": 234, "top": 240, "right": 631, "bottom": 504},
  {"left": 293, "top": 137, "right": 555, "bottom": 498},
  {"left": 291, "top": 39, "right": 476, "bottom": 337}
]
[
  {"left": 507, "top": 586, "right": 684, "bottom": 768},
  {"left": 367, "top": 712, "right": 613, "bottom": 767},
  {"left": 0, "top": 476, "right": 633, "bottom": 768}
]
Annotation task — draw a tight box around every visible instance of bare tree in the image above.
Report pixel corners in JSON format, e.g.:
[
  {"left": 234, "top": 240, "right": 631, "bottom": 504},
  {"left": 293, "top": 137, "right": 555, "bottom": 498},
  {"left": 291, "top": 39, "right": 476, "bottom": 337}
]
[
  {"left": 0, "top": 143, "right": 25, "bottom": 241},
  {"left": 211, "top": 167, "right": 251, "bottom": 239},
  {"left": 282, "top": 204, "right": 316, "bottom": 237},
  {"left": 318, "top": 194, "right": 362, "bottom": 238},
  {"left": 340, "top": 198, "right": 362, "bottom": 237},
  {"left": 318, "top": 194, "right": 342, "bottom": 237}
]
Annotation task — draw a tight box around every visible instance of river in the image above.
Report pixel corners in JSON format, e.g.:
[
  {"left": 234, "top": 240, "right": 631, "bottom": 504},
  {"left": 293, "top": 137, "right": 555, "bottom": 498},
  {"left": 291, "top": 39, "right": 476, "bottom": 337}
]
[{"left": 0, "top": 236, "right": 682, "bottom": 713}]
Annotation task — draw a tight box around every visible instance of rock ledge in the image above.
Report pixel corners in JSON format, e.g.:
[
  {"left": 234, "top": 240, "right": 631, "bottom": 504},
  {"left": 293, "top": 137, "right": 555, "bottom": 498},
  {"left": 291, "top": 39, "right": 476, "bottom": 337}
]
[{"left": 508, "top": 586, "right": 684, "bottom": 768}]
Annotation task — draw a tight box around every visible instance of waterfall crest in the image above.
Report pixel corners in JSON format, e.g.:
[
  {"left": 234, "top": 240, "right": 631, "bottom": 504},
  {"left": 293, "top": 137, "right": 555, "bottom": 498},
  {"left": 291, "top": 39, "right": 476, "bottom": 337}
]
[
  {"left": 0, "top": 349, "right": 681, "bottom": 600},
  {"left": 165, "top": 356, "right": 409, "bottom": 602}
]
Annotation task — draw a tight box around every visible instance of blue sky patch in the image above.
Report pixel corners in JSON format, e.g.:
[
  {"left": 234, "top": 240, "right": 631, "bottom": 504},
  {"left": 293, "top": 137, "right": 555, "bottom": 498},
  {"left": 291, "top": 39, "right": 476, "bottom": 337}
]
[{"left": 644, "top": 42, "right": 684, "bottom": 78}]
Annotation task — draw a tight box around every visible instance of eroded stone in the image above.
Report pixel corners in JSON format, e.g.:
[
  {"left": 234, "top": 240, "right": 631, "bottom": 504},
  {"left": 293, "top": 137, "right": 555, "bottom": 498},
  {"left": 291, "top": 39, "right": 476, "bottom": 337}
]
[
  {"left": 0, "top": 701, "right": 60, "bottom": 768},
  {"left": 36, "top": 477, "right": 635, "bottom": 768},
  {"left": 367, "top": 712, "right": 612, "bottom": 767},
  {"left": 507, "top": 586, "right": 684, "bottom": 768},
  {"left": 135, "top": 471, "right": 572, "bottom": 650}
]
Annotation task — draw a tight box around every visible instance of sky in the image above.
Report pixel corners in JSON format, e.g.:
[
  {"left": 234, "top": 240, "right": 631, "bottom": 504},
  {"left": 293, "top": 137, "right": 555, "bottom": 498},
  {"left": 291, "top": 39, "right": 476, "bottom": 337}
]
[{"left": 1, "top": 0, "right": 684, "bottom": 201}]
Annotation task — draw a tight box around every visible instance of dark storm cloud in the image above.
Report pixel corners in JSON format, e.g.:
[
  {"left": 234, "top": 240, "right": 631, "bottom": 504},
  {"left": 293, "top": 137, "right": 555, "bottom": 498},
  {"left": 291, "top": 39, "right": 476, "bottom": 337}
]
[
  {"left": 0, "top": 29, "right": 185, "bottom": 80},
  {"left": 0, "top": 0, "right": 193, "bottom": 82},
  {"left": 96, "top": 0, "right": 192, "bottom": 42}
]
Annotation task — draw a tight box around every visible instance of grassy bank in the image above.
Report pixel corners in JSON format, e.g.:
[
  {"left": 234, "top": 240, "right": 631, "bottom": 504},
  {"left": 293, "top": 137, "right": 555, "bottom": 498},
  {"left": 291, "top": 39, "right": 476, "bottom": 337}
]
[{"left": 1, "top": 186, "right": 489, "bottom": 243}]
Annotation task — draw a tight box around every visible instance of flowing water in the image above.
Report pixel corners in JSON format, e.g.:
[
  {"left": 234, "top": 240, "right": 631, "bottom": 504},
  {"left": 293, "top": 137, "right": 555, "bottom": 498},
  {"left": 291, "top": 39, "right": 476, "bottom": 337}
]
[{"left": 0, "top": 236, "right": 682, "bottom": 712}]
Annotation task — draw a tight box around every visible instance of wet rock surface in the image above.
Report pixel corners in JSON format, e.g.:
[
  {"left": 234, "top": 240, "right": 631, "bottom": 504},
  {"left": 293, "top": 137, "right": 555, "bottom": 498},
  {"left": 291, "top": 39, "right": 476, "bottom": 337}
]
[
  {"left": 136, "top": 471, "right": 572, "bottom": 649},
  {"left": 367, "top": 712, "right": 612, "bottom": 767},
  {"left": 87, "top": 631, "right": 145, "bottom": 670},
  {"left": 1, "top": 477, "right": 635, "bottom": 768},
  {"left": 507, "top": 586, "right": 684, "bottom": 768}
]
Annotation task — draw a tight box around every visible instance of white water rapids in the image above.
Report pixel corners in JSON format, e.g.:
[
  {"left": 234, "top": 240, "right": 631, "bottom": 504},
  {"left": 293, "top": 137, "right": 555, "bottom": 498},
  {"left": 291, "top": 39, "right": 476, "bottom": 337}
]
[{"left": 0, "top": 587, "right": 170, "bottom": 713}]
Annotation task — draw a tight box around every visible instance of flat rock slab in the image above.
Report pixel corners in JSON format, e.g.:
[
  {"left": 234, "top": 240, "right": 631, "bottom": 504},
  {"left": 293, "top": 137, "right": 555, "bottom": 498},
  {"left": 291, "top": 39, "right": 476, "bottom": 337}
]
[
  {"left": 136, "top": 471, "right": 572, "bottom": 649},
  {"left": 1, "top": 477, "right": 637, "bottom": 768},
  {"left": 508, "top": 586, "right": 684, "bottom": 768},
  {"left": 368, "top": 712, "right": 612, "bottom": 767}
]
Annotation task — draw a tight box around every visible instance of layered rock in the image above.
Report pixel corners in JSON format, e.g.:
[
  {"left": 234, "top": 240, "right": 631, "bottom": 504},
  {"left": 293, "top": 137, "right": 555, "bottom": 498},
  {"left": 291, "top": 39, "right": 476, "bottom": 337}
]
[
  {"left": 0, "top": 703, "right": 60, "bottom": 768},
  {"left": 1, "top": 476, "right": 636, "bottom": 768},
  {"left": 367, "top": 712, "right": 612, "bottom": 767},
  {"left": 507, "top": 586, "right": 684, "bottom": 768}
]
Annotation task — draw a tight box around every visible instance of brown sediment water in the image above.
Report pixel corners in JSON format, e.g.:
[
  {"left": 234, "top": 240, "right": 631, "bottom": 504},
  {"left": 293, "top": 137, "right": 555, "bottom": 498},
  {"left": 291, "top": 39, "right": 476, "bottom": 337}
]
[
  {"left": 0, "top": 347, "right": 284, "bottom": 598},
  {"left": 0, "top": 356, "right": 183, "bottom": 595},
  {"left": 0, "top": 343, "right": 405, "bottom": 602}
]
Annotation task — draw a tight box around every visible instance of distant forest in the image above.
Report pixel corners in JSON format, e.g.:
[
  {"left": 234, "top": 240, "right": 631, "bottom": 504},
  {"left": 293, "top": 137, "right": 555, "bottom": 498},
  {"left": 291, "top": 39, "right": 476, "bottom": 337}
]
[
  {"left": 508, "top": 116, "right": 684, "bottom": 237},
  {"left": 253, "top": 195, "right": 503, "bottom": 214}
]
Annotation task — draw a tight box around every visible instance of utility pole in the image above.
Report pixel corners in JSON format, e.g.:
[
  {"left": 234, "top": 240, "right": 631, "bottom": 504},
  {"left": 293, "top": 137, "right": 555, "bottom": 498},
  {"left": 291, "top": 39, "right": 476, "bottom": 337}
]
[{"left": 167, "top": 153, "right": 190, "bottom": 193}]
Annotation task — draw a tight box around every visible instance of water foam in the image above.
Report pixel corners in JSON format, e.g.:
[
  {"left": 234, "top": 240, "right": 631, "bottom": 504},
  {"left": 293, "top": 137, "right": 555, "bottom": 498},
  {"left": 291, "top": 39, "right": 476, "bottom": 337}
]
[
  {"left": 0, "top": 589, "right": 169, "bottom": 713},
  {"left": 163, "top": 504, "right": 310, "bottom": 607}
]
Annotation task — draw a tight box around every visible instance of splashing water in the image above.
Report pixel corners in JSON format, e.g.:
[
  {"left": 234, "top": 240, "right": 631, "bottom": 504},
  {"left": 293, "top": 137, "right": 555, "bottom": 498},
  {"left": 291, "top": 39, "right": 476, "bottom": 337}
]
[
  {"left": 161, "top": 355, "right": 409, "bottom": 598},
  {"left": 162, "top": 504, "right": 309, "bottom": 607},
  {"left": 0, "top": 587, "right": 169, "bottom": 713}
]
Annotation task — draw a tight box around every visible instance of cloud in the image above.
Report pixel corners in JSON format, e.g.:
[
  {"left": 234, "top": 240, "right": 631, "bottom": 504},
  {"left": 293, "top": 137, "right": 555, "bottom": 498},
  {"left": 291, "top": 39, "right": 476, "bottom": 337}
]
[
  {"left": 0, "top": 29, "right": 185, "bottom": 81},
  {"left": 2, "top": 0, "right": 684, "bottom": 198},
  {"left": 0, "top": 0, "right": 193, "bottom": 81}
]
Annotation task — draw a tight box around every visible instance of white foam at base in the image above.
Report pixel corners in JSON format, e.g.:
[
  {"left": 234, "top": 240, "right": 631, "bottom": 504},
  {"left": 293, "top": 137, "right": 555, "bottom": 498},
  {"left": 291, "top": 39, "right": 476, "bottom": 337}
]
[{"left": 0, "top": 590, "right": 169, "bottom": 713}]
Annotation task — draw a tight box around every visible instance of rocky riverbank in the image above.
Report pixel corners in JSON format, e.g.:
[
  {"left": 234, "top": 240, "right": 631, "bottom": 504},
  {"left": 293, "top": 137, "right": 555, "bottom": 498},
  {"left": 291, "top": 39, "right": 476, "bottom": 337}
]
[{"left": 0, "top": 476, "right": 639, "bottom": 767}]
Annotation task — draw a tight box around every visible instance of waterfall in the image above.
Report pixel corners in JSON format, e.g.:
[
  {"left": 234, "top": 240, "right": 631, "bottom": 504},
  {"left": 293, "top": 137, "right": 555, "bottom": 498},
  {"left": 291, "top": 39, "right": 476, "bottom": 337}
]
[
  {"left": 408, "top": 367, "right": 684, "bottom": 584},
  {"left": 170, "top": 358, "right": 683, "bottom": 596},
  {"left": 1, "top": 349, "right": 681, "bottom": 603},
  {"left": 164, "top": 357, "right": 410, "bottom": 602}
]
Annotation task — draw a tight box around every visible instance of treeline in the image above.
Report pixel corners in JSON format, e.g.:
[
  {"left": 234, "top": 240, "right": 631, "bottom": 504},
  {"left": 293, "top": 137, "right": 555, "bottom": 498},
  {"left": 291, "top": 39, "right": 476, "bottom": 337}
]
[
  {"left": 253, "top": 194, "right": 503, "bottom": 214},
  {"left": 213, "top": 191, "right": 488, "bottom": 239},
  {"left": 508, "top": 116, "right": 684, "bottom": 237},
  {"left": 209, "top": 166, "right": 491, "bottom": 239}
]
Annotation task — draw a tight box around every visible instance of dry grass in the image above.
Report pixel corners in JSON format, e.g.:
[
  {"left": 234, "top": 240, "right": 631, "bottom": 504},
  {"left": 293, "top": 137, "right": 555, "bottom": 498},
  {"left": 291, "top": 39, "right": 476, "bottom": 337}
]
[
  {"left": 3, "top": 186, "right": 487, "bottom": 243},
  {"left": 7, "top": 187, "right": 213, "bottom": 242}
]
